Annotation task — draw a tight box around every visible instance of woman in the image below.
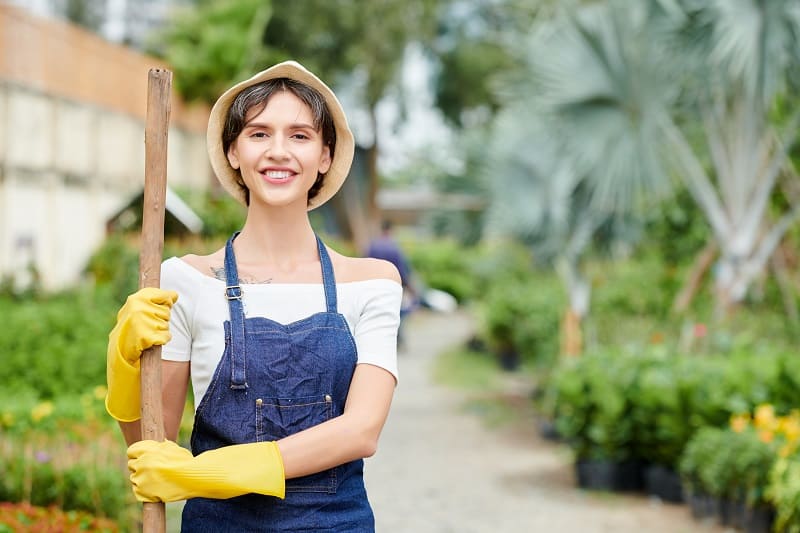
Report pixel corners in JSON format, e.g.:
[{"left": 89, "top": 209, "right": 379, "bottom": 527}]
[{"left": 105, "top": 61, "right": 401, "bottom": 531}]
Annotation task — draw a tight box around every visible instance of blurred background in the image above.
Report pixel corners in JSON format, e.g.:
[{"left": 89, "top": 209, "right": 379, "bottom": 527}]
[{"left": 0, "top": 0, "right": 799, "bottom": 531}]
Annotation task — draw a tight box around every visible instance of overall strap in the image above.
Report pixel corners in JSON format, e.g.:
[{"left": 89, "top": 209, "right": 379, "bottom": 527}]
[
  {"left": 224, "top": 232, "right": 247, "bottom": 389},
  {"left": 316, "top": 235, "right": 338, "bottom": 313}
]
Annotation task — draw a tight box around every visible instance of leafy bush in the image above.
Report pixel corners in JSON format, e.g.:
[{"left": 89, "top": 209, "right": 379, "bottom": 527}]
[
  {"left": 768, "top": 456, "right": 800, "bottom": 533},
  {"left": 85, "top": 234, "right": 141, "bottom": 301},
  {"left": 480, "top": 277, "right": 562, "bottom": 368},
  {"left": 0, "top": 428, "right": 133, "bottom": 526},
  {"left": 548, "top": 351, "right": 638, "bottom": 461},
  {"left": 0, "top": 288, "right": 118, "bottom": 398},
  {"left": 680, "top": 416, "right": 779, "bottom": 508},
  {"left": 546, "top": 349, "right": 800, "bottom": 471},
  {"left": 405, "top": 239, "right": 478, "bottom": 302}
]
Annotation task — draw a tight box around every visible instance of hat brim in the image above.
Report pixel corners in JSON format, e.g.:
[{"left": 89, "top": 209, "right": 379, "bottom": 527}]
[{"left": 206, "top": 61, "right": 354, "bottom": 210}]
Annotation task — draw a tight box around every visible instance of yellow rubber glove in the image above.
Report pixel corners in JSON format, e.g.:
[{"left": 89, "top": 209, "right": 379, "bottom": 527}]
[
  {"left": 127, "top": 440, "right": 286, "bottom": 502},
  {"left": 105, "top": 288, "right": 178, "bottom": 422}
]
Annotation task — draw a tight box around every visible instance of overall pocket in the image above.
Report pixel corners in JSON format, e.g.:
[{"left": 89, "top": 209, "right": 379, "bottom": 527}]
[{"left": 255, "top": 393, "right": 338, "bottom": 493}]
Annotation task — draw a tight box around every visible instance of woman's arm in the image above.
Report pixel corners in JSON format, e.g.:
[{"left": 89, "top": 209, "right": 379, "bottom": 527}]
[
  {"left": 277, "top": 363, "right": 396, "bottom": 478},
  {"left": 117, "top": 360, "right": 190, "bottom": 446}
]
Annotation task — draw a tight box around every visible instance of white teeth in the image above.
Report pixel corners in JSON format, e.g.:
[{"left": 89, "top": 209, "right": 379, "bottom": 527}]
[{"left": 264, "top": 170, "right": 291, "bottom": 179}]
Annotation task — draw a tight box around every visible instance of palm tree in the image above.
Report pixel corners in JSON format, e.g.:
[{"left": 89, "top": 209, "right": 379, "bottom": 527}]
[
  {"left": 511, "top": 0, "right": 800, "bottom": 318},
  {"left": 484, "top": 101, "right": 641, "bottom": 355}
]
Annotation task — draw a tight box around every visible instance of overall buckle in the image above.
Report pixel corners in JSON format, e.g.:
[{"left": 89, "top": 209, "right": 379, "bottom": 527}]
[{"left": 225, "top": 285, "right": 242, "bottom": 300}]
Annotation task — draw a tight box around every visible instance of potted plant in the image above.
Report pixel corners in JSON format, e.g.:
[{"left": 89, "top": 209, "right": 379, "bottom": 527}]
[
  {"left": 767, "top": 455, "right": 800, "bottom": 533},
  {"left": 632, "top": 354, "right": 693, "bottom": 503},
  {"left": 679, "top": 427, "right": 726, "bottom": 519},
  {"left": 551, "top": 352, "right": 642, "bottom": 491}
]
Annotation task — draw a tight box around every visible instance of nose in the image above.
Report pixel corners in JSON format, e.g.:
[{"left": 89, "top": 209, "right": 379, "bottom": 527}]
[{"left": 267, "top": 135, "right": 290, "bottom": 160}]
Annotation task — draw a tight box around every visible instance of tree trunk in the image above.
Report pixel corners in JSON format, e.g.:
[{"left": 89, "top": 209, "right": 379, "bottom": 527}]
[
  {"left": 365, "top": 106, "right": 381, "bottom": 239},
  {"left": 672, "top": 241, "right": 717, "bottom": 314},
  {"left": 556, "top": 256, "right": 590, "bottom": 357},
  {"left": 561, "top": 308, "right": 583, "bottom": 357},
  {"left": 771, "top": 246, "right": 799, "bottom": 325}
]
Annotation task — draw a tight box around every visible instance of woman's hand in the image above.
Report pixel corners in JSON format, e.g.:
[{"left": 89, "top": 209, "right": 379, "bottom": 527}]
[
  {"left": 105, "top": 288, "right": 177, "bottom": 422},
  {"left": 127, "top": 440, "right": 285, "bottom": 502}
]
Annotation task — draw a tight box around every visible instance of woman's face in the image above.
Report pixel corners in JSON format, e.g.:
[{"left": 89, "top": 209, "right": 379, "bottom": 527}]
[{"left": 226, "top": 90, "right": 331, "bottom": 210}]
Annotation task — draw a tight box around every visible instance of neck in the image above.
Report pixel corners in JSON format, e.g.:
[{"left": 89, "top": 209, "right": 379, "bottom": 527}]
[{"left": 235, "top": 204, "right": 318, "bottom": 267}]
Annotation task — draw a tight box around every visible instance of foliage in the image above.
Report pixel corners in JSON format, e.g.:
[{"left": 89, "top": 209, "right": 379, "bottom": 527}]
[
  {"left": 0, "top": 288, "right": 117, "bottom": 399},
  {"left": 152, "top": 0, "right": 273, "bottom": 103},
  {"left": 680, "top": 404, "right": 798, "bottom": 508},
  {"left": 768, "top": 456, "right": 800, "bottom": 533},
  {"left": 85, "top": 234, "right": 140, "bottom": 301},
  {"left": 0, "top": 402, "right": 134, "bottom": 528},
  {"left": 509, "top": 0, "right": 800, "bottom": 313},
  {"left": 405, "top": 239, "right": 478, "bottom": 303},
  {"left": 546, "top": 349, "right": 800, "bottom": 469},
  {"left": 479, "top": 276, "right": 562, "bottom": 368},
  {"left": 547, "top": 351, "right": 638, "bottom": 461},
  {"left": 184, "top": 189, "right": 246, "bottom": 240},
  {"left": 0, "top": 502, "right": 118, "bottom": 533}
]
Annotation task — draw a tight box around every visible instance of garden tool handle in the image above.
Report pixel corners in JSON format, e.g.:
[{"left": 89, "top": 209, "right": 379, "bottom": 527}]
[{"left": 140, "top": 67, "right": 172, "bottom": 533}]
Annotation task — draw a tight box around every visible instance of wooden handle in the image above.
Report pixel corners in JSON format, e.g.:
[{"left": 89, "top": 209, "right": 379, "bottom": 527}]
[{"left": 140, "top": 67, "right": 172, "bottom": 533}]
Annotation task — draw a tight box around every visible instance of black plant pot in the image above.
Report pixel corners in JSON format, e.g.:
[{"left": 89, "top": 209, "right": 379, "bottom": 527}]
[
  {"left": 719, "top": 498, "right": 746, "bottom": 528},
  {"left": 743, "top": 505, "right": 775, "bottom": 533},
  {"left": 538, "top": 419, "right": 561, "bottom": 442},
  {"left": 643, "top": 465, "right": 684, "bottom": 503},
  {"left": 497, "top": 348, "right": 520, "bottom": 371},
  {"left": 575, "top": 460, "right": 645, "bottom": 492},
  {"left": 687, "top": 491, "right": 716, "bottom": 519}
]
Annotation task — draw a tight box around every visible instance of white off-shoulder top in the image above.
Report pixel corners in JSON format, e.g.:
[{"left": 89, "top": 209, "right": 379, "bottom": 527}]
[{"left": 160, "top": 257, "right": 401, "bottom": 407}]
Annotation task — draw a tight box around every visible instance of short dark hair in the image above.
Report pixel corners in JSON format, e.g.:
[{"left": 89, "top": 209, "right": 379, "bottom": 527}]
[{"left": 221, "top": 78, "right": 337, "bottom": 206}]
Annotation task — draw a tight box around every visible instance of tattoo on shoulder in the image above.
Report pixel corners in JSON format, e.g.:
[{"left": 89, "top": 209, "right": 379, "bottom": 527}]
[
  {"left": 210, "top": 267, "right": 227, "bottom": 282},
  {"left": 210, "top": 266, "right": 273, "bottom": 284}
]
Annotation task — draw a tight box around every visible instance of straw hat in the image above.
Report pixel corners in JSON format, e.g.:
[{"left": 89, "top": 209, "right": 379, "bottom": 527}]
[{"left": 206, "top": 61, "right": 354, "bottom": 209}]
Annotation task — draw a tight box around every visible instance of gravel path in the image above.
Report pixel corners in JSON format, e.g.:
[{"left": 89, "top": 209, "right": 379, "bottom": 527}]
[{"left": 364, "top": 310, "right": 725, "bottom": 533}]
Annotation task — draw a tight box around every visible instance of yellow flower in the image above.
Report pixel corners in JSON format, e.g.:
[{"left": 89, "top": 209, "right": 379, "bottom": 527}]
[
  {"left": 94, "top": 385, "right": 107, "bottom": 401},
  {"left": 778, "top": 416, "right": 800, "bottom": 443},
  {"left": 730, "top": 414, "right": 750, "bottom": 433},
  {"left": 779, "top": 442, "right": 797, "bottom": 458},
  {"left": 758, "top": 429, "right": 774, "bottom": 444},
  {"left": 1, "top": 411, "right": 13, "bottom": 427},
  {"left": 754, "top": 404, "right": 777, "bottom": 430},
  {"left": 30, "top": 401, "right": 54, "bottom": 423}
]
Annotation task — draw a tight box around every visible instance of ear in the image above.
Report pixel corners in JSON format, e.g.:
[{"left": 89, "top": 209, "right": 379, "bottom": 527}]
[
  {"left": 318, "top": 146, "right": 332, "bottom": 175},
  {"left": 227, "top": 144, "right": 240, "bottom": 170}
]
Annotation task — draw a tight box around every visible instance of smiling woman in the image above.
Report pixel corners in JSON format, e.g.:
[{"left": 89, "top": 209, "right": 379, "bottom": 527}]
[
  {"left": 103, "top": 61, "right": 402, "bottom": 532},
  {"left": 226, "top": 90, "right": 332, "bottom": 209}
]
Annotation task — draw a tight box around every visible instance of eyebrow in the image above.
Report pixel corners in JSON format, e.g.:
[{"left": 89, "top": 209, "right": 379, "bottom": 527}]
[{"left": 243, "top": 121, "right": 318, "bottom": 130}]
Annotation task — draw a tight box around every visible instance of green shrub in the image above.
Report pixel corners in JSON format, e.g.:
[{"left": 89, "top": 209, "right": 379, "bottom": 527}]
[
  {"left": 768, "top": 456, "right": 800, "bottom": 533},
  {"left": 0, "top": 428, "right": 132, "bottom": 525},
  {"left": 85, "top": 234, "right": 140, "bottom": 301},
  {"left": 547, "top": 349, "right": 799, "bottom": 470},
  {"left": 549, "top": 351, "right": 638, "bottom": 461},
  {"left": 480, "top": 277, "right": 562, "bottom": 368},
  {"left": 680, "top": 426, "right": 776, "bottom": 506},
  {"left": 0, "top": 289, "right": 117, "bottom": 398},
  {"left": 405, "top": 239, "right": 477, "bottom": 302}
]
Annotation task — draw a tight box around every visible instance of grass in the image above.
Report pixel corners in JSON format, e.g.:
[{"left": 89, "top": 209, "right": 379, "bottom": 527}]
[{"left": 432, "top": 345, "right": 541, "bottom": 430}]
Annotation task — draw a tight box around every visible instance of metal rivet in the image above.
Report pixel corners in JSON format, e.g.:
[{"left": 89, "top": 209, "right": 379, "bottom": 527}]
[
  {"left": 256, "top": 398, "right": 263, "bottom": 406},
  {"left": 324, "top": 394, "right": 332, "bottom": 402}
]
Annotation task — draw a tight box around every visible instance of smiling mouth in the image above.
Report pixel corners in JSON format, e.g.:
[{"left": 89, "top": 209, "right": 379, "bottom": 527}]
[{"left": 262, "top": 170, "right": 293, "bottom": 180}]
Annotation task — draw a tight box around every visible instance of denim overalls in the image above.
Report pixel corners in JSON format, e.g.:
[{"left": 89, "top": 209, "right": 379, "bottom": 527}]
[{"left": 181, "top": 233, "right": 374, "bottom": 532}]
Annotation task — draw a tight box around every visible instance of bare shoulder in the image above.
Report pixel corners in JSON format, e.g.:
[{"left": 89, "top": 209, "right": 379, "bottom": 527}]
[
  {"left": 329, "top": 248, "right": 401, "bottom": 284},
  {"left": 179, "top": 248, "right": 225, "bottom": 278}
]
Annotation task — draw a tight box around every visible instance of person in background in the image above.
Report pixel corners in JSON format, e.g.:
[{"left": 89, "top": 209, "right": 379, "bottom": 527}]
[{"left": 366, "top": 220, "right": 417, "bottom": 348}]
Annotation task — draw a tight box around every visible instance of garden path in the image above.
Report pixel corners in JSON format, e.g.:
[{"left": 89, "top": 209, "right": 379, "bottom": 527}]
[{"left": 364, "top": 310, "right": 725, "bottom": 533}]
